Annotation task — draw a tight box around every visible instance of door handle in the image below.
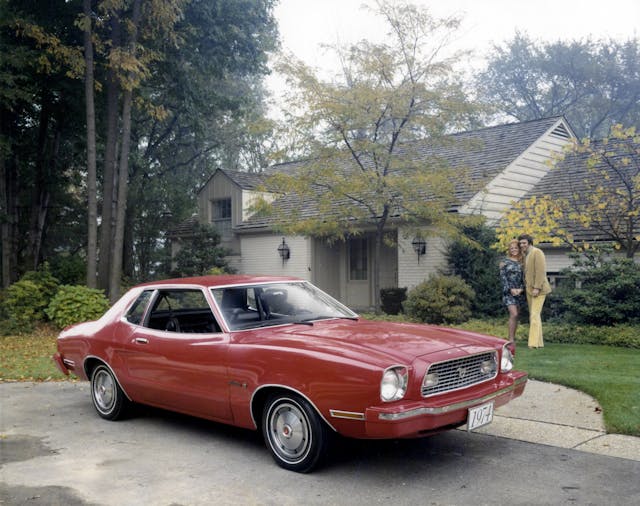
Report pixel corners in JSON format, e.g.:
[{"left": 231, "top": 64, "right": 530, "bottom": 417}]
[{"left": 134, "top": 337, "right": 149, "bottom": 344}]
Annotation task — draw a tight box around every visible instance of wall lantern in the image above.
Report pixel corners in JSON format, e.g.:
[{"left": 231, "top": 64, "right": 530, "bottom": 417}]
[
  {"left": 277, "top": 237, "right": 290, "bottom": 265},
  {"left": 411, "top": 236, "right": 426, "bottom": 263}
]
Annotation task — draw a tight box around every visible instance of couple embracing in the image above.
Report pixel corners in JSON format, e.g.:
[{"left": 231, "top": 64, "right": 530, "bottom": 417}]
[{"left": 499, "top": 234, "right": 552, "bottom": 348}]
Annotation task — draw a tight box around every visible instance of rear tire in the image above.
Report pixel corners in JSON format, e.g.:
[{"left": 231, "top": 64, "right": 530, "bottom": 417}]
[
  {"left": 90, "top": 364, "right": 130, "bottom": 420},
  {"left": 262, "top": 392, "right": 330, "bottom": 473}
]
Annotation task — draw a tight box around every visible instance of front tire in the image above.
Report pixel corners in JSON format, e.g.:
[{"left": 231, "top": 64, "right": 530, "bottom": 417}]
[
  {"left": 262, "top": 392, "right": 330, "bottom": 473},
  {"left": 90, "top": 364, "right": 129, "bottom": 420}
]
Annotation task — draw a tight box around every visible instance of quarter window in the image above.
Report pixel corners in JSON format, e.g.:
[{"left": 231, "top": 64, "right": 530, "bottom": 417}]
[{"left": 125, "top": 290, "right": 153, "bottom": 324}]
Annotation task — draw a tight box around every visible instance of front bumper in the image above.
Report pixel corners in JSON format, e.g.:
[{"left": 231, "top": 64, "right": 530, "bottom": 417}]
[{"left": 363, "top": 371, "right": 527, "bottom": 438}]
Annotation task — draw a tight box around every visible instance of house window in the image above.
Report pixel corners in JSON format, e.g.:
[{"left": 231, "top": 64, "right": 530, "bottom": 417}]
[
  {"left": 349, "top": 238, "right": 368, "bottom": 281},
  {"left": 211, "top": 198, "right": 232, "bottom": 240}
]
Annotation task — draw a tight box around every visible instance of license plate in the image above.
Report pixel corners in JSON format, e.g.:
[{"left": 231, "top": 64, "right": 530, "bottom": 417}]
[{"left": 467, "top": 401, "right": 494, "bottom": 431}]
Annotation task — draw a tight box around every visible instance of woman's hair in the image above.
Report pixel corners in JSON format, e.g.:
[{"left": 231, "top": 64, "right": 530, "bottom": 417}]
[{"left": 507, "top": 239, "right": 523, "bottom": 262}]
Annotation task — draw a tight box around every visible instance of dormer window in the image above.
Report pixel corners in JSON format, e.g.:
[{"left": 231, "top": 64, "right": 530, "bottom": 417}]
[{"left": 212, "top": 198, "right": 232, "bottom": 240}]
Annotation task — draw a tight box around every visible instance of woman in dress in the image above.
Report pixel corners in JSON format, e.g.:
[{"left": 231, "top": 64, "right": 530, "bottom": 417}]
[{"left": 499, "top": 239, "right": 525, "bottom": 343}]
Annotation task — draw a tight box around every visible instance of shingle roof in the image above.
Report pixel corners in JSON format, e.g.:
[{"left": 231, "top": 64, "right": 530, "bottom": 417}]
[
  {"left": 167, "top": 214, "right": 199, "bottom": 238},
  {"left": 229, "top": 116, "right": 567, "bottom": 230},
  {"left": 218, "top": 169, "right": 267, "bottom": 190}
]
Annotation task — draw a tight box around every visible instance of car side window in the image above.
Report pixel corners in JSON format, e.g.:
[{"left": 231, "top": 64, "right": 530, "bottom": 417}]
[
  {"left": 146, "top": 289, "right": 221, "bottom": 334},
  {"left": 125, "top": 290, "right": 153, "bottom": 324}
]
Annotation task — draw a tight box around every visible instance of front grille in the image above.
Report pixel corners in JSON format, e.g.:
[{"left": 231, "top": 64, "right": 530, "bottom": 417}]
[{"left": 422, "top": 351, "right": 498, "bottom": 397}]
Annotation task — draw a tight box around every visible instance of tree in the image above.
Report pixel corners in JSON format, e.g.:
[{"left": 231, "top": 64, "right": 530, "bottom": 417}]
[
  {"left": 259, "top": 0, "right": 479, "bottom": 311},
  {"left": 172, "top": 222, "right": 230, "bottom": 277},
  {"left": 445, "top": 223, "right": 502, "bottom": 318},
  {"left": 496, "top": 124, "right": 640, "bottom": 259},
  {"left": 1, "top": 0, "right": 87, "bottom": 287},
  {"left": 477, "top": 33, "right": 640, "bottom": 139},
  {"left": 81, "top": 0, "right": 97, "bottom": 287},
  {"left": 3, "top": 0, "right": 278, "bottom": 292}
]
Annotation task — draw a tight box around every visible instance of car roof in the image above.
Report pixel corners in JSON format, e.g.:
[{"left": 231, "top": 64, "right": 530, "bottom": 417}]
[{"left": 135, "top": 274, "right": 302, "bottom": 289}]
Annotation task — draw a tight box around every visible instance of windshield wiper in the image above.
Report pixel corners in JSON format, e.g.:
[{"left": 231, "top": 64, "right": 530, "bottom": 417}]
[{"left": 296, "top": 315, "right": 359, "bottom": 324}]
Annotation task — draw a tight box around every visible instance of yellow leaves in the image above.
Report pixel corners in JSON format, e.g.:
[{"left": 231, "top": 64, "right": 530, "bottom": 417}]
[
  {"left": 16, "top": 21, "right": 85, "bottom": 79},
  {"left": 494, "top": 195, "right": 573, "bottom": 251}
]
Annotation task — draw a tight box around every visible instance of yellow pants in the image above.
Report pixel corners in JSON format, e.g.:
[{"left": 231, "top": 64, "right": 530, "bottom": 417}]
[{"left": 527, "top": 293, "right": 546, "bottom": 348}]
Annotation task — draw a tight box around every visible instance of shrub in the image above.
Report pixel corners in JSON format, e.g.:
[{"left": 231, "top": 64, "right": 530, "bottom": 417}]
[
  {"left": 445, "top": 223, "right": 503, "bottom": 318},
  {"left": 404, "top": 275, "right": 475, "bottom": 324},
  {"left": 560, "top": 259, "right": 640, "bottom": 325},
  {"left": 3, "top": 280, "right": 50, "bottom": 332},
  {"left": 46, "top": 285, "right": 110, "bottom": 329},
  {"left": 20, "top": 263, "right": 60, "bottom": 301},
  {"left": 49, "top": 254, "right": 86, "bottom": 285},
  {"left": 380, "top": 287, "right": 407, "bottom": 315}
]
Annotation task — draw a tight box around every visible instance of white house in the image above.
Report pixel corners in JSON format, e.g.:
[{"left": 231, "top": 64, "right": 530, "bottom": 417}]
[{"left": 179, "top": 116, "right": 578, "bottom": 310}]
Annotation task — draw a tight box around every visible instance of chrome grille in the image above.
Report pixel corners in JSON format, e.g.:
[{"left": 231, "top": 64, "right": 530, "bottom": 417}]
[{"left": 422, "top": 351, "right": 498, "bottom": 397}]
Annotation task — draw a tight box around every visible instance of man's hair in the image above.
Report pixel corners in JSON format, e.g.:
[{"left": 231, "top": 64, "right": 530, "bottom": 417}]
[{"left": 518, "top": 234, "right": 534, "bottom": 245}]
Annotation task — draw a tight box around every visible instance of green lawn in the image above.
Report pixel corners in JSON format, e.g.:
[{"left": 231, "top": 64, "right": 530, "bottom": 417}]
[
  {"left": 1, "top": 325, "right": 638, "bottom": 436},
  {"left": 515, "top": 344, "right": 640, "bottom": 436}
]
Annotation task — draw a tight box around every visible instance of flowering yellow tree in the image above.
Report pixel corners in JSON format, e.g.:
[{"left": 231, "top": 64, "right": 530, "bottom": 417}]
[
  {"left": 495, "top": 124, "right": 640, "bottom": 258},
  {"left": 494, "top": 195, "right": 574, "bottom": 252}
]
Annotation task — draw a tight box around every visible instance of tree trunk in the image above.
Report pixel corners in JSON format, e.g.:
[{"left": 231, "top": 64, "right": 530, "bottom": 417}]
[
  {"left": 373, "top": 207, "right": 390, "bottom": 313},
  {"left": 0, "top": 111, "right": 18, "bottom": 287},
  {"left": 27, "top": 90, "right": 53, "bottom": 271},
  {"left": 108, "top": 0, "right": 142, "bottom": 302},
  {"left": 83, "top": 0, "right": 98, "bottom": 287},
  {"left": 97, "top": 17, "right": 122, "bottom": 292}
]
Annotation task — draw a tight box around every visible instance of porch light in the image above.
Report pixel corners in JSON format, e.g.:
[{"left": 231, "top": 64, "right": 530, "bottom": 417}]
[
  {"left": 277, "top": 237, "right": 290, "bottom": 265},
  {"left": 412, "top": 236, "right": 426, "bottom": 262}
]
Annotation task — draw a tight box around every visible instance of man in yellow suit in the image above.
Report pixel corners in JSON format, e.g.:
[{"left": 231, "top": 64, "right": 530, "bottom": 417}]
[{"left": 518, "top": 234, "right": 552, "bottom": 348}]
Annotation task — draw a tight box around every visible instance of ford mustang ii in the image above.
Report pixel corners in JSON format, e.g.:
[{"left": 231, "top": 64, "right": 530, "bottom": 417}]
[{"left": 53, "top": 275, "right": 527, "bottom": 472}]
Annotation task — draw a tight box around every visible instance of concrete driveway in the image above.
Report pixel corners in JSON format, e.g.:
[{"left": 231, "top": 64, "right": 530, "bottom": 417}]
[{"left": 1, "top": 381, "right": 639, "bottom": 505}]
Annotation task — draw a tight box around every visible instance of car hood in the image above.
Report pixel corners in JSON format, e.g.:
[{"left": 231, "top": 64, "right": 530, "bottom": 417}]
[{"left": 241, "top": 318, "right": 501, "bottom": 366}]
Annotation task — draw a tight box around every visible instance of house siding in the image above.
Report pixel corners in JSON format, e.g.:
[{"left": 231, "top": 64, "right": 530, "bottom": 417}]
[
  {"left": 240, "top": 234, "right": 311, "bottom": 280},
  {"left": 198, "top": 172, "right": 243, "bottom": 253},
  {"left": 397, "top": 230, "right": 448, "bottom": 289}
]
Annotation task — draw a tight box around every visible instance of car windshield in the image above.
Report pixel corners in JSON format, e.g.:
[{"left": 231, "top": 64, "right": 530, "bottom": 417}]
[{"left": 211, "top": 281, "right": 357, "bottom": 331}]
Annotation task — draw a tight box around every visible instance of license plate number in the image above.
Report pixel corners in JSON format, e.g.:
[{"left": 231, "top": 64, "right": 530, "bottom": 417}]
[{"left": 467, "top": 401, "right": 494, "bottom": 431}]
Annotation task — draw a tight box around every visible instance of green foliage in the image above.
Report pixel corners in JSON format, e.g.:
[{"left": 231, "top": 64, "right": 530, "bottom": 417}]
[
  {"left": 455, "top": 318, "right": 640, "bottom": 348},
  {"left": 2, "top": 280, "right": 48, "bottom": 332},
  {"left": 46, "top": 285, "right": 110, "bottom": 329},
  {"left": 0, "top": 265, "right": 61, "bottom": 333},
  {"left": 380, "top": 287, "right": 407, "bottom": 315},
  {"left": 445, "top": 223, "right": 503, "bottom": 317},
  {"left": 555, "top": 259, "right": 640, "bottom": 325},
  {"left": 20, "top": 263, "right": 60, "bottom": 301},
  {"left": 172, "top": 222, "right": 231, "bottom": 277},
  {"left": 49, "top": 254, "right": 86, "bottom": 285},
  {"left": 404, "top": 275, "right": 475, "bottom": 324}
]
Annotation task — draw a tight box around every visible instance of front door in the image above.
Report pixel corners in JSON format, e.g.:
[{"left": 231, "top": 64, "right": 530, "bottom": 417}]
[{"left": 345, "top": 237, "right": 371, "bottom": 309}]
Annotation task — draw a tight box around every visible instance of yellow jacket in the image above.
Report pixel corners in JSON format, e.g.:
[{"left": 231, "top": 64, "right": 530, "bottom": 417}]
[{"left": 524, "top": 246, "right": 552, "bottom": 295}]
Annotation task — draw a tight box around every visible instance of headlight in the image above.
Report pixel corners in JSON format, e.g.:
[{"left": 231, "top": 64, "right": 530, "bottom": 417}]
[
  {"left": 380, "top": 366, "right": 408, "bottom": 402},
  {"left": 501, "top": 343, "right": 514, "bottom": 372}
]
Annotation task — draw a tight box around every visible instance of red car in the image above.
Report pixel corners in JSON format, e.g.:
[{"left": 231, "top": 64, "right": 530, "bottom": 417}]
[{"left": 53, "top": 275, "right": 527, "bottom": 472}]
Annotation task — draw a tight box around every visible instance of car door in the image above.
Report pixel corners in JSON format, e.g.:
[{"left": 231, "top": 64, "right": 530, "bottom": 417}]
[{"left": 118, "top": 288, "right": 232, "bottom": 422}]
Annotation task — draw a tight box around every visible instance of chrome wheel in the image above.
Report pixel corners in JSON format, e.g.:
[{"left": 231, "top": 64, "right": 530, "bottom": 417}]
[
  {"left": 93, "top": 369, "right": 116, "bottom": 412},
  {"left": 90, "top": 364, "right": 129, "bottom": 420},
  {"left": 268, "top": 400, "right": 311, "bottom": 462},
  {"left": 262, "top": 393, "right": 329, "bottom": 473}
]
